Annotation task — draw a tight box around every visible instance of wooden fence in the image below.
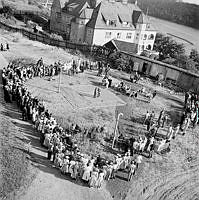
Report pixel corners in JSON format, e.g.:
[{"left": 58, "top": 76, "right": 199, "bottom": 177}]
[
  {"left": 13, "top": 9, "right": 50, "bottom": 21},
  {"left": 0, "top": 20, "right": 112, "bottom": 55}
]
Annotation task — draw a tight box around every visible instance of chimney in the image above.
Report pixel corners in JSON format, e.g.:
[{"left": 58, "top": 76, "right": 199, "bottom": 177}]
[{"left": 122, "top": 0, "right": 128, "bottom": 4}]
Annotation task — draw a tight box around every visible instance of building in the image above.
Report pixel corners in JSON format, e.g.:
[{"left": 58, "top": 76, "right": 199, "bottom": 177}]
[{"left": 50, "top": 0, "right": 156, "bottom": 54}]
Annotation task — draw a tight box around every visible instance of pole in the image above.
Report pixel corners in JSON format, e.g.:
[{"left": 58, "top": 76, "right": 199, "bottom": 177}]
[
  {"left": 58, "top": 66, "right": 62, "bottom": 93},
  {"left": 112, "top": 112, "right": 123, "bottom": 149}
]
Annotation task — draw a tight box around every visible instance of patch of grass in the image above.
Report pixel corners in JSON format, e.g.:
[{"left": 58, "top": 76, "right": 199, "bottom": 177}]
[{"left": 0, "top": 115, "right": 34, "bottom": 199}]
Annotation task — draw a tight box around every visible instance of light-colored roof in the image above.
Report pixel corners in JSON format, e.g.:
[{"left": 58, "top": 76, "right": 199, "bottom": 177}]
[
  {"left": 87, "top": 0, "right": 143, "bottom": 29},
  {"left": 137, "top": 12, "right": 149, "bottom": 24},
  {"left": 79, "top": 8, "right": 93, "bottom": 19},
  {"left": 51, "top": 0, "right": 67, "bottom": 9}
]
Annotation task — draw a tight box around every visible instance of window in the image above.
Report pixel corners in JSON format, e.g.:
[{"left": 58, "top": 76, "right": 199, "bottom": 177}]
[
  {"left": 117, "top": 32, "right": 121, "bottom": 39},
  {"left": 56, "top": 12, "right": 61, "bottom": 22},
  {"left": 106, "top": 20, "right": 110, "bottom": 25},
  {"left": 126, "top": 33, "right": 132, "bottom": 39},
  {"left": 148, "top": 34, "right": 154, "bottom": 40},
  {"left": 110, "top": 20, "right": 116, "bottom": 26},
  {"left": 143, "top": 34, "right": 147, "bottom": 40},
  {"left": 147, "top": 44, "right": 152, "bottom": 50},
  {"left": 105, "top": 32, "right": 112, "bottom": 38}
]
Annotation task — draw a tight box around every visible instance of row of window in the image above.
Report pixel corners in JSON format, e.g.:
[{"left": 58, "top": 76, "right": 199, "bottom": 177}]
[
  {"left": 139, "top": 44, "right": 152, "bottom": 51},
  {"left": 143, "top": 34, "right": 154, "bottom": 40},
  {"left": 105, "top": 32, "right": 155, "bottom": 40},
  {"left": 105, "top": 32, "right": 133, "bottom": 39}
]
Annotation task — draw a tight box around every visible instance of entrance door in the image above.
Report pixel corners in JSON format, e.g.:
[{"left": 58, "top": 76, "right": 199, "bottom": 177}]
[{"left": 142, "top": 62, "right": 148, "bottom": 74}]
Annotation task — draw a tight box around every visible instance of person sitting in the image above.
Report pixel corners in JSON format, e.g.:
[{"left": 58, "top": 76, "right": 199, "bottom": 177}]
[
  {"left": 125, "top": 85, "right": 131, "bottom": 96},
  {"left": 129, "top": 90, "right": 138, "bottom": 98}
]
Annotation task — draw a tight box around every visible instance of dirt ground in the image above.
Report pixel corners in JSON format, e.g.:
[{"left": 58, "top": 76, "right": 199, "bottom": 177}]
[{"left": 1, "top": 29, "right": 199, "bottom": 200}]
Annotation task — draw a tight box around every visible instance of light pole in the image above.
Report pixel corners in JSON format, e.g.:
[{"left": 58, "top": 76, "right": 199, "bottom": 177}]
[
  {"left": 58, "top": 65, "right": 62, "bottom": 93},
  {"left": 112, "top": 112, "right": 123, "bottom": 149}
]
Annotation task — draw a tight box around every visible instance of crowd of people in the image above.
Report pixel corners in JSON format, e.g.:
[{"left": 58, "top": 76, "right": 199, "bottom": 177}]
[
  {"left": 182, "top": 91, "right": 199, "bottom": 132},
  {"left": 2, "top": 58, "right": 146, "bottom": 188},
  {"left": 2, "top": 57, "right": 198, "bottom": 188},
  {"left": 113, "top": 81, "right": 157, "bottom": 101}
]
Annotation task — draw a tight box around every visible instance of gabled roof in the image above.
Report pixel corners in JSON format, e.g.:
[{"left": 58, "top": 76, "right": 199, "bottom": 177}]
[
  {"left": 104, "top": 39, "right": 138, "bottom": 54},
  {"left": 51, "top": 0, "right": 67, "bottom": 10},
  {"left": 137, "top": 12, "right": 150, "bottom": 24},
  {"left": 62, "top": 0, "right": 92, "bottom": 17},
  {"left": 86, "top": 0, "right": 142, "bottom": 30},
  {"left": 79, "top": 8, "right": 93, "bottom": 19}
]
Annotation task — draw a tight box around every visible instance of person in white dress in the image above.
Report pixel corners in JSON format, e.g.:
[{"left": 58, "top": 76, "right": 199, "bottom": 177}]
[{"left": 82, "top": 163, "right": 93, "bottom": 182}]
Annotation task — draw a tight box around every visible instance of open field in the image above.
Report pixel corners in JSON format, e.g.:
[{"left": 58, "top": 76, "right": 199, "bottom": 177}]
[
  {"left": 25, "top": 72, "right": 125, "bottom": 129},
  {"left": 0, "top": 29, "right": 199, "bottom": 200}
]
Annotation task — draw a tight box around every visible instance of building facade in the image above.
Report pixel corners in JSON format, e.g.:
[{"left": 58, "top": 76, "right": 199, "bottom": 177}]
[{"left": 50, "top": 0, "right": 156, "bottom": 54}]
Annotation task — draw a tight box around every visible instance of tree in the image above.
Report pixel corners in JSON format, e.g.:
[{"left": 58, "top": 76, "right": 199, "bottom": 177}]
[
  {"left": 154, "top": 33, "right": 185, "bottom": 61},
  {"left": 174, "top": 54, "right": 196, "bottom": 71},
  {"left": 190, "top": 49, "right": 199, "bottom": 64}
]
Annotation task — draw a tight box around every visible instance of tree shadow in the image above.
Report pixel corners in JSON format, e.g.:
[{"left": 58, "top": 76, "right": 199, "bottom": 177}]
[{"left": 78, "top": 92, "right": 93, "bottom": 98}]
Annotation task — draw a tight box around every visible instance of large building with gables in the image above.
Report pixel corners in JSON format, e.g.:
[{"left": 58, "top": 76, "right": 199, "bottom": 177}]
[{"left": 50, "top": 0, "right": 157, "bottom": 54}]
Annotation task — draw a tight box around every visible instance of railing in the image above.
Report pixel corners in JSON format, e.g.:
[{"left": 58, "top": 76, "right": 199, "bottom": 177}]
[
  {"left": 13, "top": 10, "right": 50, "bottom": 21},
  {"left": 0, "top": 20, "right": 112, "bottom": 55}
]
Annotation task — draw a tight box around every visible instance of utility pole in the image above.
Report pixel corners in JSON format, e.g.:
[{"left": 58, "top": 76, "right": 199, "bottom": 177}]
[
  {"left": 112, "top": 112, "right": 123, "bottom": 149},
  {"left": 58, "top": 66, "right": 62, "bottom": 93}
]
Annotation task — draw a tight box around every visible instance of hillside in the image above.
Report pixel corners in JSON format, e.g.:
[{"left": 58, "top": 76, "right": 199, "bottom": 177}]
[
  {"left": 2, "top": 0, "right": 48, "bottom": 11},
  {"left": 137, "top": 0, "right": 199, "bottom": 29}
]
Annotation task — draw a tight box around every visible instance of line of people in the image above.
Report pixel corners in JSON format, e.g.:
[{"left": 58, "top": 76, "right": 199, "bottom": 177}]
[{"left": 2, "top": 59, "right": 144, "bottom": 187}]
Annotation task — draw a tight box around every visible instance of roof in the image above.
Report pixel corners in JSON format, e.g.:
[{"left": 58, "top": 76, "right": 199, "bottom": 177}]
[
  {"left": 79, "top": 8, "right": 93, "bottom": 19},
  {"left": 51, "top": 0, "right": 67, "bottom": 10},
  {"left": 137, "top": 12, "right": 150, "bottom": 24},
  {"left": 62, "top": 0, "right": 92, "bottom": 17},
  {"left": 104, "top": 39, "right": 138, "bottom": 54},
  {"left": 87, "top": 0, "right": 144, "bottom": 30}
]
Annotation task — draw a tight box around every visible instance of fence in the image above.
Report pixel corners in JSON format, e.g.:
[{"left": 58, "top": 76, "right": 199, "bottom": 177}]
[
  {"left": 1, "top": 19, "right": 199, "bottom": 92},
  {"left": 0, "top": 20, "right": 112, "bottom": 55},
  {"left": 13, "top": 10, "right": 50, "bottom": 21}
]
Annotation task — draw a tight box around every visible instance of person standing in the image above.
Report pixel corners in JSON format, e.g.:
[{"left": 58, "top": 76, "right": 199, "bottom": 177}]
[
  {"left": 152, "top": 90, "right": 157, "bottom": 99},
  {"left": 143, "top": 111, "right": 150, "bottom": 125},
  {"left": 97, "top": 87, "right": 101, "bottom": 98},
  {"left": 47, "top": 142, "right": 53, "bottom": 161},
  {"left": 173, "top": 124, "right": 180, "bottom": 139},
  {"left": 6, "top": 43, "right": 9, "bottom": 51},
  {"left": 127, "top": 161, "right": 136, "bottom": 182}
]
